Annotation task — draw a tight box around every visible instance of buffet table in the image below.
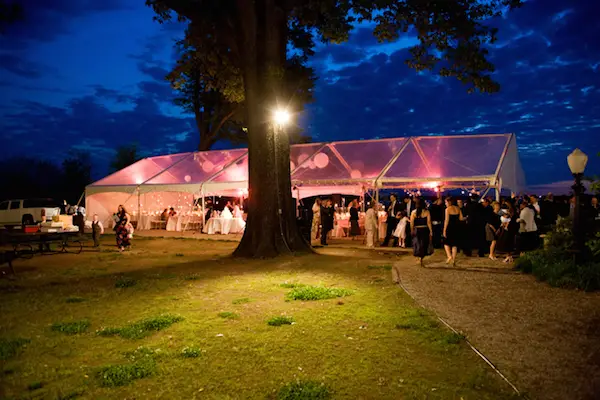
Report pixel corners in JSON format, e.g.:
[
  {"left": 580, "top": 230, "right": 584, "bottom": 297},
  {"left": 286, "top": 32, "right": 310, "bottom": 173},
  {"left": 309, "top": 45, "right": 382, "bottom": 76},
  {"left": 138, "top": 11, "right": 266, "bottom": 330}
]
[{"left": 203, "top": 217, "right": 245, "bottom": 235}]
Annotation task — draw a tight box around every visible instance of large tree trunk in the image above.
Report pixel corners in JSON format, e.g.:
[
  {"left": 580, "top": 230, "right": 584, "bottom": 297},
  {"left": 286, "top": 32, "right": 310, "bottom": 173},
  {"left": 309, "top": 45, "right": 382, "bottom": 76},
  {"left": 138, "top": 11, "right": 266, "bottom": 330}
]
[{"left": 233, "top": 0, "right": 312, "bottom": 258}]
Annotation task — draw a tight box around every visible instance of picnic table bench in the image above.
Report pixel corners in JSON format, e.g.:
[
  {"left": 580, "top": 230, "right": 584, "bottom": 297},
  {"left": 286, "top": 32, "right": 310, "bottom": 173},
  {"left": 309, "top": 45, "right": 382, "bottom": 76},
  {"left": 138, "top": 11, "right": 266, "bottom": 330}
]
[
  {"left": 0, "top": 231, "right": 83, "bottom": 276},
  {"left": 1, "top": 230, "right": 83, "bottom": 254}
]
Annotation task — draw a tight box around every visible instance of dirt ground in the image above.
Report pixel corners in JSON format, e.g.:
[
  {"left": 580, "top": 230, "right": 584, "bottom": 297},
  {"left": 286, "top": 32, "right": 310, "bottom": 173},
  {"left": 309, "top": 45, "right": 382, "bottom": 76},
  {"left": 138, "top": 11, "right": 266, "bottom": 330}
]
[{"left": 390, "top": 251, "right": 600, "bottom": 400}]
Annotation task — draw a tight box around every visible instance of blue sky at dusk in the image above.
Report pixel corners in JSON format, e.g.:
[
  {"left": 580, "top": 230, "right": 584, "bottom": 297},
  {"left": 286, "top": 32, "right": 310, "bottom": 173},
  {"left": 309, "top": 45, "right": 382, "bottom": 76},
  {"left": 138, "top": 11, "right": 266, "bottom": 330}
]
[{"left": 1, "top": 0, "right": 599, "bottom": 186}]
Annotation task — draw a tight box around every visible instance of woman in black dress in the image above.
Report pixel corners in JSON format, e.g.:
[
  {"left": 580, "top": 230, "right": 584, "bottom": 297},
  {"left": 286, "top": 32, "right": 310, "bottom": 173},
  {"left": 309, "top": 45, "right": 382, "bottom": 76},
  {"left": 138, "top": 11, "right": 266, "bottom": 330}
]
[
  {"left": 349, "top": 200, "right": 360, "bottom": 240},
  {"left": 496, "top": 205, "right": 519, "bottom": 263},
  {"left": 410, "top": 198, "right": 433, "bottom": 266},
  {"left": 487, "top": 202, "right": 503, "bottom": 260},
  {"left": 114, "top": 205, "right": 131, "bottom": 252},
  {"left": 443, "top": 196, "right": 463, "bottom": 266}
]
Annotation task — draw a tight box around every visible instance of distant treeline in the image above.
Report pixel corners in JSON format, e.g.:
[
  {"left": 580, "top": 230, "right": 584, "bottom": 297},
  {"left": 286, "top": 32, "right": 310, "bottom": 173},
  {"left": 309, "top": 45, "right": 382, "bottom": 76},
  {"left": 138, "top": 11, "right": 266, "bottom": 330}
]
[{"left": 0, "top": 152, "right": 92, "bottom": 204}]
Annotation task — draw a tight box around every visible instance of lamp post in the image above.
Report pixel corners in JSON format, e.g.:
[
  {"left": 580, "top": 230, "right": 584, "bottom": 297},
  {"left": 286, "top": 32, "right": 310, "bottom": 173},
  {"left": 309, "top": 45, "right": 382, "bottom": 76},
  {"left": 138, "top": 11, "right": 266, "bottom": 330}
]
[
  {"left": 272, "top": 108, "right": 293, "bottom": 243},
  {"left": 567, "top": 148, "right": 588, "bottom": 262}
]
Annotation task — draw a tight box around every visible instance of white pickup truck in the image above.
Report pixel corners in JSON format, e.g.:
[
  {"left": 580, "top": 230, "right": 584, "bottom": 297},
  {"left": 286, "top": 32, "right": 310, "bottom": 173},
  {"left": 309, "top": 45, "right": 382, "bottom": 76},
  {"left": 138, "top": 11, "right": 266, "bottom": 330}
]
[{"left": 0, "top": 199, "right": 62, "bottom": 227}]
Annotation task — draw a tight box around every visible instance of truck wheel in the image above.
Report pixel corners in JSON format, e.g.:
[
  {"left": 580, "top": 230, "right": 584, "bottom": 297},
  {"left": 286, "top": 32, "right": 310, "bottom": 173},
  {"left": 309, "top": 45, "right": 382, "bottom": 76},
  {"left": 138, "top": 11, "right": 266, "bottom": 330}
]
[{"left": 22, "top": 215, "right": 34, "bottom": 226}]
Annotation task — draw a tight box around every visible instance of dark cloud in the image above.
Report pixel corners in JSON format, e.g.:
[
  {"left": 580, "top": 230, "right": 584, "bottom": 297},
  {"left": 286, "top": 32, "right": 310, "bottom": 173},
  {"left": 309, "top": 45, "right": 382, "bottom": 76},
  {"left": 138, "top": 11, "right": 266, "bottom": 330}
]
[
  {"left": 1, "top": 0, "right": 599, "bottom": 187},
  {"left": 0, "top": 80, "right": 73, "bottom": 94},
  {"left": 1, "top": 0, "right": 133, "bottom": 48},
  {"left": 0, "top": 53, "right": 45, "bottom": 78},
  {"left": 0, "top": 91, "right": 194, "bottom": 179},
  {"left": 90, "top": 85, "right": 135, "bottom": 103},
  {"left": 304, "top": 1, "right": 600, "bottom": 185},
  {"left": 138, "top": 62, "right": 169, "bottom": 82}
]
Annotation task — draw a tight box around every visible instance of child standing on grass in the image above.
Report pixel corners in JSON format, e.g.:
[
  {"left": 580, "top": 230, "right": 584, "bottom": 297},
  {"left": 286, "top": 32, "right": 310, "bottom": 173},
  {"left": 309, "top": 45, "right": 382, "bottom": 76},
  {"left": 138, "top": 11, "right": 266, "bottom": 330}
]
[
  {"left": 91, "top": 214, "right": 104, "bottom": 247},
  {"left": 393, "top": 211, "right": 409, "bottom": 248}
]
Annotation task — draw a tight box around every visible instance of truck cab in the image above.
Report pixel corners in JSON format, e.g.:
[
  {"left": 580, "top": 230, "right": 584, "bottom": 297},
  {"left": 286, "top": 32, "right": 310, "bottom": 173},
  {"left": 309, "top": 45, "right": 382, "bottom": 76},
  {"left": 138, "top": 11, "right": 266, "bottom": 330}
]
[{"left": 0, "top": 199, "right": 62, "bottom": 227}]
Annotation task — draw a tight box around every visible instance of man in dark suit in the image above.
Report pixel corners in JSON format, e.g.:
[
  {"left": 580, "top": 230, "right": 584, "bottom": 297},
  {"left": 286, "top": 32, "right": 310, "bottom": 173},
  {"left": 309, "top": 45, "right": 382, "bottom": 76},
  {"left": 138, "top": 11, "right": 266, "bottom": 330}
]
[
  {"left": 382, "top": 194, "right": 402, "bottom": 247},
  {"left": 464, "top": 195, "right": 487, "bottom": 257},
  {"left": 403, "top": 196, "right": 414, "bottom": 247},
  {"left": 320, "top": 199, "right": 334, "bottom": 246}
]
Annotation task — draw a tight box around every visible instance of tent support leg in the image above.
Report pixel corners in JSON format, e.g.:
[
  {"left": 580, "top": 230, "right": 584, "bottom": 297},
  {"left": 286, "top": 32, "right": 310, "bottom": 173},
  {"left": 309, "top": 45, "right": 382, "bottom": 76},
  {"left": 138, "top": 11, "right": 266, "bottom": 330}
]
[
  {"left": 496, "top": 180, "right": 502, "bottom": 202},
  {"left": 375, "top": 189, "right": 379, "bottom": 205},
  {"left": 201, "top": 189, "right": 206, "bottom": 232},
  {"left": 137, "top": 190, "right": 140, "bottom": 229},
  {"left": 76, "top": 192, "right": 85, "bottom": 207}
]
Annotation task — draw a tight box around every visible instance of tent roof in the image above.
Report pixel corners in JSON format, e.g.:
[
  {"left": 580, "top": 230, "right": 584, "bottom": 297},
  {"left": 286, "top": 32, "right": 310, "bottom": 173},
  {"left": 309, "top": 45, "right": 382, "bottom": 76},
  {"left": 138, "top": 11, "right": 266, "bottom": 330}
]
[{"left": 87, "top": 133, "right": 525, "bottom": 197}]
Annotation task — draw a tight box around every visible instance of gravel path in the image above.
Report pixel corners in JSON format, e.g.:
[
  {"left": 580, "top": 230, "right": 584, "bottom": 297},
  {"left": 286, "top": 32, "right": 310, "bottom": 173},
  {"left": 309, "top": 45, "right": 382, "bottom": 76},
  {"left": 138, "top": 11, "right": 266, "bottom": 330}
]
[{"left": 395, "top": 253, "right": 600, "bottom": 400}]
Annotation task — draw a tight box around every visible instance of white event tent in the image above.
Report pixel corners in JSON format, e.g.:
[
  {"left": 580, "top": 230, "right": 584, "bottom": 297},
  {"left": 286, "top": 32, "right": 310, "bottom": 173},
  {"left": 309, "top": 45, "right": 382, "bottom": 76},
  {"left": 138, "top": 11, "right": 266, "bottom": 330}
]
[{"left": 86, "top": 133, "right": 525, "bottom": 228}]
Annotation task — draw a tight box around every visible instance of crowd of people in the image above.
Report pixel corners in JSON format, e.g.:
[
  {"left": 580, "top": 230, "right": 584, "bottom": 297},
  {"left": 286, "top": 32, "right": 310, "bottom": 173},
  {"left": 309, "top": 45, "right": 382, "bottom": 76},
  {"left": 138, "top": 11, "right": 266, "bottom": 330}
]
[{"left": 309, "top": 192, "right": 600, "bottom": 266}]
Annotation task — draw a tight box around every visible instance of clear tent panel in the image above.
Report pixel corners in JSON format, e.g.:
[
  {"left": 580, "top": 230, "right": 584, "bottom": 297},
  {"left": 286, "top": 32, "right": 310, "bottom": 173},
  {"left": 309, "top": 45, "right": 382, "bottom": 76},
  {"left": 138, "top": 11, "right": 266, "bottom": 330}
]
[
  {"left": 210, "top": 152, "right": 248, "bottom": 183},
  {"left": 329, "top": 138, "right": 407, "bottom": 180},
  {"left": 144, "top": 149, "right": 247, "bottom": 185},
  {"left": 208, "top": 142, "right": 325, "bottom": 185},
  {"left": 290, "top": 142, "right": 324, "bottom": 171},
  {"left": 91, "top": 153, "right": 191, "bottom": 186},
  {"left": 383, "top": 135, "right": 510, "bottom": 182}
]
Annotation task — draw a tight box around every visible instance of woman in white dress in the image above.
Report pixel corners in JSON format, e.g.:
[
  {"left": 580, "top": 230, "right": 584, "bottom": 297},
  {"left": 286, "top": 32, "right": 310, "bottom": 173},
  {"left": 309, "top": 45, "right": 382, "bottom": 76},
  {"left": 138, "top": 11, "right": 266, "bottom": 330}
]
[
  {"left": 393, "top": 211, "right": 409, "bottom": 247},
  {"left": 221, "top": 206, "right": 233, "bottom": 219},
  {"left": 365, "top": 202, "right": 379, "bottom": 248},
  {"left": 311, "top": 198, "right": 321, "bottom": 240},
  {"left": 233, "top": 204, "right": 243, "bottom": 218},
  {"left": 166, "top": 207, "right": 178, "bottom": 231}
]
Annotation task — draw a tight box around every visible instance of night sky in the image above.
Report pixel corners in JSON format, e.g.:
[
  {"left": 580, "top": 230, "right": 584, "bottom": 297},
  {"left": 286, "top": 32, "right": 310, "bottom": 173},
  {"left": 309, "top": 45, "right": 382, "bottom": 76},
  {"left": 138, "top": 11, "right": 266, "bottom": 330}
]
[{"left": 1, "top": 0, "right": 599, "bottom": 187}]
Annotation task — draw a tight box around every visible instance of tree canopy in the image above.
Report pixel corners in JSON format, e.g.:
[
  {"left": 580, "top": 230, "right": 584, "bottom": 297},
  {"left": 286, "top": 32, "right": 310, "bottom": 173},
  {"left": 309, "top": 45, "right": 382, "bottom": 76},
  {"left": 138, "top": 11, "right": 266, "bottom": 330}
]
[
  {"left": 147, "top": 0, "right": 524, "bottom": 258},
  {"left": 149, "top": 0, "right": 522, "bottom": 94},
  {"left": 168, "top": 26, "right": 316, "bottom": 150},
  {"left": 0, "top": 0, "right": 23, "bottom": 33},
  {"left": 110, "top": 144, "right": 142, "bottom": 172}
]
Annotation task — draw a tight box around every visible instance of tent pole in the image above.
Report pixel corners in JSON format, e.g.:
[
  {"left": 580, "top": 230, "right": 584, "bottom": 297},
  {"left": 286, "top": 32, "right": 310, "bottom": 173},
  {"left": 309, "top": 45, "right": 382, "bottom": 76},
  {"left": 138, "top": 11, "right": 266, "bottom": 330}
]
[
  {"left": 496, "top": 178, "right": 502, "bottom": 202},
  {"left": 137, "top": 189, "right": 140, "bottom": 227},
  {"left": 201, "top": 186, "right": 206, "bottom": 231},
  {"left": 76, "top": 192, "right": 85, "bottom": 207}
]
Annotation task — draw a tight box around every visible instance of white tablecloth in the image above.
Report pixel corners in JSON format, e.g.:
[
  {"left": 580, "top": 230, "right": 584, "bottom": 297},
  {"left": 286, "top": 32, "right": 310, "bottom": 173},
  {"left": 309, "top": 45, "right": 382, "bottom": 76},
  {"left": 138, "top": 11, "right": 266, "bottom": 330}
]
[
  {"left": 331, "top": 216, "right": 365, "bottom": 238},
  {"left": 164, "top": 215, "right": 204, "bottom": 232},
  {"left": 137, "top": 215, "right": 152, "bottom": 230},
  {"left": 203, "top": 217, "right": 245, "bottom": 234}
]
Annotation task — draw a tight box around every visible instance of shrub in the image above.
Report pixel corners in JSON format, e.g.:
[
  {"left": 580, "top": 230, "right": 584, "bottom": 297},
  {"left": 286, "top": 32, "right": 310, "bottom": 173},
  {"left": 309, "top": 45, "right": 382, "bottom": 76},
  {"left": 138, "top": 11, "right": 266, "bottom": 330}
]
[
  {"left": 442, "top": 332, "right": 466, "bottom": 345},
  {"left": 515, "top": 218, "right": 600, "bottom": 291},
  {"left": 280, "top": 282, "right": 306, "bottom": 289},
  {"left": 517, "top": 249, "right": 600, "bottom": 291},
  {"left": 267, "top": 316, "right": 294, "bottom": 326},
  {"left": 28, "top": 381, "right": 43, "bottom": 391},
  {"left": 218, "top": 312, "right": 239, "bottom": 319},
  {"left": 277, "top": 381, "right": 332, "bottom": 400},
  {"left": 51, "top": 320, "right": 90, "bottom": 335},
  {"left": 115, "top": 277, "right": 137, "bottom": 288},
  {"left": 286, "top": 286, "right": 353, "bottom": 301},
  {"left": 65, "top": 297, "right": 86, "bottom": 303},
  {"left": 97, "top": 359, "right": 155, "bottom": 387},
  {"left": 0, "top": 338, "right": 30, "bottom": 360},
  {"left": 181, "top": 346, "right": 202, "bottom": 358},
  {"left": 98, "top": 314, "right": 183, "bottom": 339}
]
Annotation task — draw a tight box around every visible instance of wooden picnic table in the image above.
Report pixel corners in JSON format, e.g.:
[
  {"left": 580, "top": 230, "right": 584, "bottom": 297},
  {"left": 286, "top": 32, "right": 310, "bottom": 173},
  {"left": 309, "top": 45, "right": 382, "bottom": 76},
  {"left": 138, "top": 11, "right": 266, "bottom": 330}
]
[{"left": 0, "top": 230, "right": 83, "bottom": 255}]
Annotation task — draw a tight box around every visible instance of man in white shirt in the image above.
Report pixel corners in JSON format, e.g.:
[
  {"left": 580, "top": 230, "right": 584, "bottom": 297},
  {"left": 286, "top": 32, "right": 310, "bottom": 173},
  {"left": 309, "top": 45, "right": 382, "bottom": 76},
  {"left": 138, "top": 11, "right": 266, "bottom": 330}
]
[
  {"left": 528, "top": 195, "right": 541, "bottom": 223},
  {"left": 517, "top": 200, "right": 538, "bottom": 254},
  {"left": 518, "top": 202, "right": 537, "bottom": 232}
]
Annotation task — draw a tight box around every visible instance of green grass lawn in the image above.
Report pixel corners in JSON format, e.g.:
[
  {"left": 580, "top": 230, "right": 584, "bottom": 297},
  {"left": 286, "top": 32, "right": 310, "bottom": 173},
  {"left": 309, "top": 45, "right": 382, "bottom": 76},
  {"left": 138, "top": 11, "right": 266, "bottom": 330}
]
[{"left": 0, "top": 237, "right": 519, "bottom": 399}]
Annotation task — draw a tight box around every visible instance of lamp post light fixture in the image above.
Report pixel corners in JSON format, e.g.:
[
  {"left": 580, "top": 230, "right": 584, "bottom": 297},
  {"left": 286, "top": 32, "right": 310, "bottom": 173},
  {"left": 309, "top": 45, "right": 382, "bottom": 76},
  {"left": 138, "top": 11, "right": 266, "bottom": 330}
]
[
  {"left": 273, "top": 109, "right": 291, "bottom": 127},
  {"left": 567, "top": 148, "right": 588, "bottom": 262}
]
